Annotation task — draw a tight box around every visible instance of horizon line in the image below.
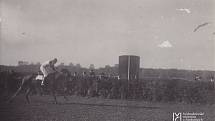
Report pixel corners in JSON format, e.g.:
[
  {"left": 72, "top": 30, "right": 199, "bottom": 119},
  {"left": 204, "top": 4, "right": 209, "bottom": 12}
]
[{"left": 0, "top": 64, "right": 214, "bottom": 72}]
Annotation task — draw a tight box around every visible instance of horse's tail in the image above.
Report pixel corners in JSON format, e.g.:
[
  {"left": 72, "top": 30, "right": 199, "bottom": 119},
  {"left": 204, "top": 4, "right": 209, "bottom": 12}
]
[{"left": 7, "top": 75, "right": 33, "bottom": 103}]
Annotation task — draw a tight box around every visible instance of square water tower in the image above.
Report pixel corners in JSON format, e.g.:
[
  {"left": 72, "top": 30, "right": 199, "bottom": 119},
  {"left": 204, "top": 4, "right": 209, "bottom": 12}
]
[{"left": 119, "top": 55, "right": 140, "bottom": 80}]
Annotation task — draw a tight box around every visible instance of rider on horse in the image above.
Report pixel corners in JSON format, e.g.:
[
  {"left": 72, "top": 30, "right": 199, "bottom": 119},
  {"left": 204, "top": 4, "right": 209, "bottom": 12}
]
[{"left": 40, "top": 58, "right": 58, "bottom": 85}]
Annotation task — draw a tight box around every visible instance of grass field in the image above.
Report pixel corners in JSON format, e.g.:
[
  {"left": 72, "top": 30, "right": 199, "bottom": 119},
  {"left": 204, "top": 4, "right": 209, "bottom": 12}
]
[{"left": 0, "top": 95, "right": 214, "bottom": 121}]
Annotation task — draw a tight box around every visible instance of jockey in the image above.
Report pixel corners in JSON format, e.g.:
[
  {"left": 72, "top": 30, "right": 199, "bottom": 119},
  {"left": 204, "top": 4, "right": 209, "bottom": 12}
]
[{"left": 40, "top": 58, "right": 58, "bottom": 85}]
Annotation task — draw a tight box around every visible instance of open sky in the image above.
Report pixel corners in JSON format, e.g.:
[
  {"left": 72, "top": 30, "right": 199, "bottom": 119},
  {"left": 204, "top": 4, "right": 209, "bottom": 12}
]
[{"left": 0, "top": 0, "right": 215, "bottom": 70}]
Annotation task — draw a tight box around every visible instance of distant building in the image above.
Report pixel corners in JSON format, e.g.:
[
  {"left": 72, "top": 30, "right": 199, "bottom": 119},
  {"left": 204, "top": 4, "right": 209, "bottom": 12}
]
[
  {"left": 119, "top": 55, "right": 140, "bottom": 80},
  {"left": 18, "top": 61, "right": 29, "bottom": 66}
]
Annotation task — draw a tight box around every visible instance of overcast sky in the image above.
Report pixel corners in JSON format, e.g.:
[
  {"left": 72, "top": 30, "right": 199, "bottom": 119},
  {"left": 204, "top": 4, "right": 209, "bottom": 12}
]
[{"left": 0, "top": 0, "right": 215, "bottom": 70}]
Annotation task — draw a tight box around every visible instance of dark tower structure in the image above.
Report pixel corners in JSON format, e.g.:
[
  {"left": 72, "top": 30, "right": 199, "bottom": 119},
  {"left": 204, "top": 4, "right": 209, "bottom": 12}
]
[{"left": 119, "top": 55, "right": 140, "bottom": 80}]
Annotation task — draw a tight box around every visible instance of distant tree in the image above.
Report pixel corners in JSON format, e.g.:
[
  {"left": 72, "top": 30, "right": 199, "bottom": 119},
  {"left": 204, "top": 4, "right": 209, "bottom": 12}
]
[
  {"left": 105, "top": 65, "right": 111, "bottom": 68},
  {"left": 89, "top": 64, "right": 95, "bottom": 70},
  {"left": 113, "top": 64, "right": 119, "bottom": 75},
  {"left": 35, "top": 62, "right": 41, "bottom": 65},
  {"left": 69, "top": 62, "right": 74, "bottom": 67},
  {"left": 114, "top": 64, "right": 119, "bottom": 68},
  {"left": 76, "top": 64, "right": 81, "bottom": 68},
  {"left": 57, "top": 63, "right": 65, "bottom": 70},
  {"left": 104, "top": 65, "right": 111, "bottom": 74},
  {"left": 59, "top": 63, "right": 64, "bottom": 66},
  {"left": 18, "top": 61, "right": 29, "bottom": 66}
]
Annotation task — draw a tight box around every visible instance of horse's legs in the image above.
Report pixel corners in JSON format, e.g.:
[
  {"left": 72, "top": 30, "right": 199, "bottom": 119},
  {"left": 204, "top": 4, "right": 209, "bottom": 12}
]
[
  {"left": 63, "top": 93, "right": 68, "bottom": 101},
  {"left": 25, "top": 88, "right": 32, "bottom": 104},
  {"left": 37, "top": 85, "right": 44, "bottom": 96},
  {"left": 63, "top": 87, "right": 68, "bottom": 101},
  {"left": 51, "top": 89, "right": 58, "bottom": 104},
  {"left": 62, "top": 81, "right": 68, "bottom": 101},
  {"left": 7, "top": 86, "right": 22, "bottom": 103}
]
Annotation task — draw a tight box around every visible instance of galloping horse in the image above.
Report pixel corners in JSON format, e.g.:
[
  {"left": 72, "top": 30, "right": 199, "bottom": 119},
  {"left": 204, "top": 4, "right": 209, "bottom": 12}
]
[{"left": 8, "top": 70, "right": 70, "bottom": 104}]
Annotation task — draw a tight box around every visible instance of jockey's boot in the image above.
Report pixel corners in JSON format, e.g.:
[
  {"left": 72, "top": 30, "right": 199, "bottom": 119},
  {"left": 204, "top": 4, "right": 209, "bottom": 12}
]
[
  {"left": 41, "top": 76, "right": 46, "bottom": 86},
  {"left": 41, "top": 81, "right": 44, "bottom": 86}
]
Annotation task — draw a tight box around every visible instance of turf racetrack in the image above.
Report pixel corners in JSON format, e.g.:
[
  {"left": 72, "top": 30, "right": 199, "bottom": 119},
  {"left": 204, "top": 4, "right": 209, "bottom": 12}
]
[{"left": 0, "top": 95, "right": 214, "bottom": 121}]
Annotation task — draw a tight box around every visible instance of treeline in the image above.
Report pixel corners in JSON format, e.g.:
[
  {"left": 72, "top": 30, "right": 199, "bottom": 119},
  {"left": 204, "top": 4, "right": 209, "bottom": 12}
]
[
  {"left": 0, "top": 65, "right": 214, "bottom": 81},
  {"left": 0, "top": 64, "right": 118, "bottom": 76},
  {"left": 140, "top": 68, "right": 215, "bottom": 81}
]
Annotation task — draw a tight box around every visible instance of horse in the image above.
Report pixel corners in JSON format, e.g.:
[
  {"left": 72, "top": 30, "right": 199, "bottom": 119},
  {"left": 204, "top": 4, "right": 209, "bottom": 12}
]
[
  {"left": 0, "top": 71, "right": 23, "bottom": 96},
  {"left": 8, "top": 70, "right": 71, "bottom": 104}
]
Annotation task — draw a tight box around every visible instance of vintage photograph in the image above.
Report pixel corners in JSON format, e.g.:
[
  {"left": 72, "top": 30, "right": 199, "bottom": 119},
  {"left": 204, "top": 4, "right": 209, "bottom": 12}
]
[{"left": 0, "top": 0, "right": 215, "bottom": 121}]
